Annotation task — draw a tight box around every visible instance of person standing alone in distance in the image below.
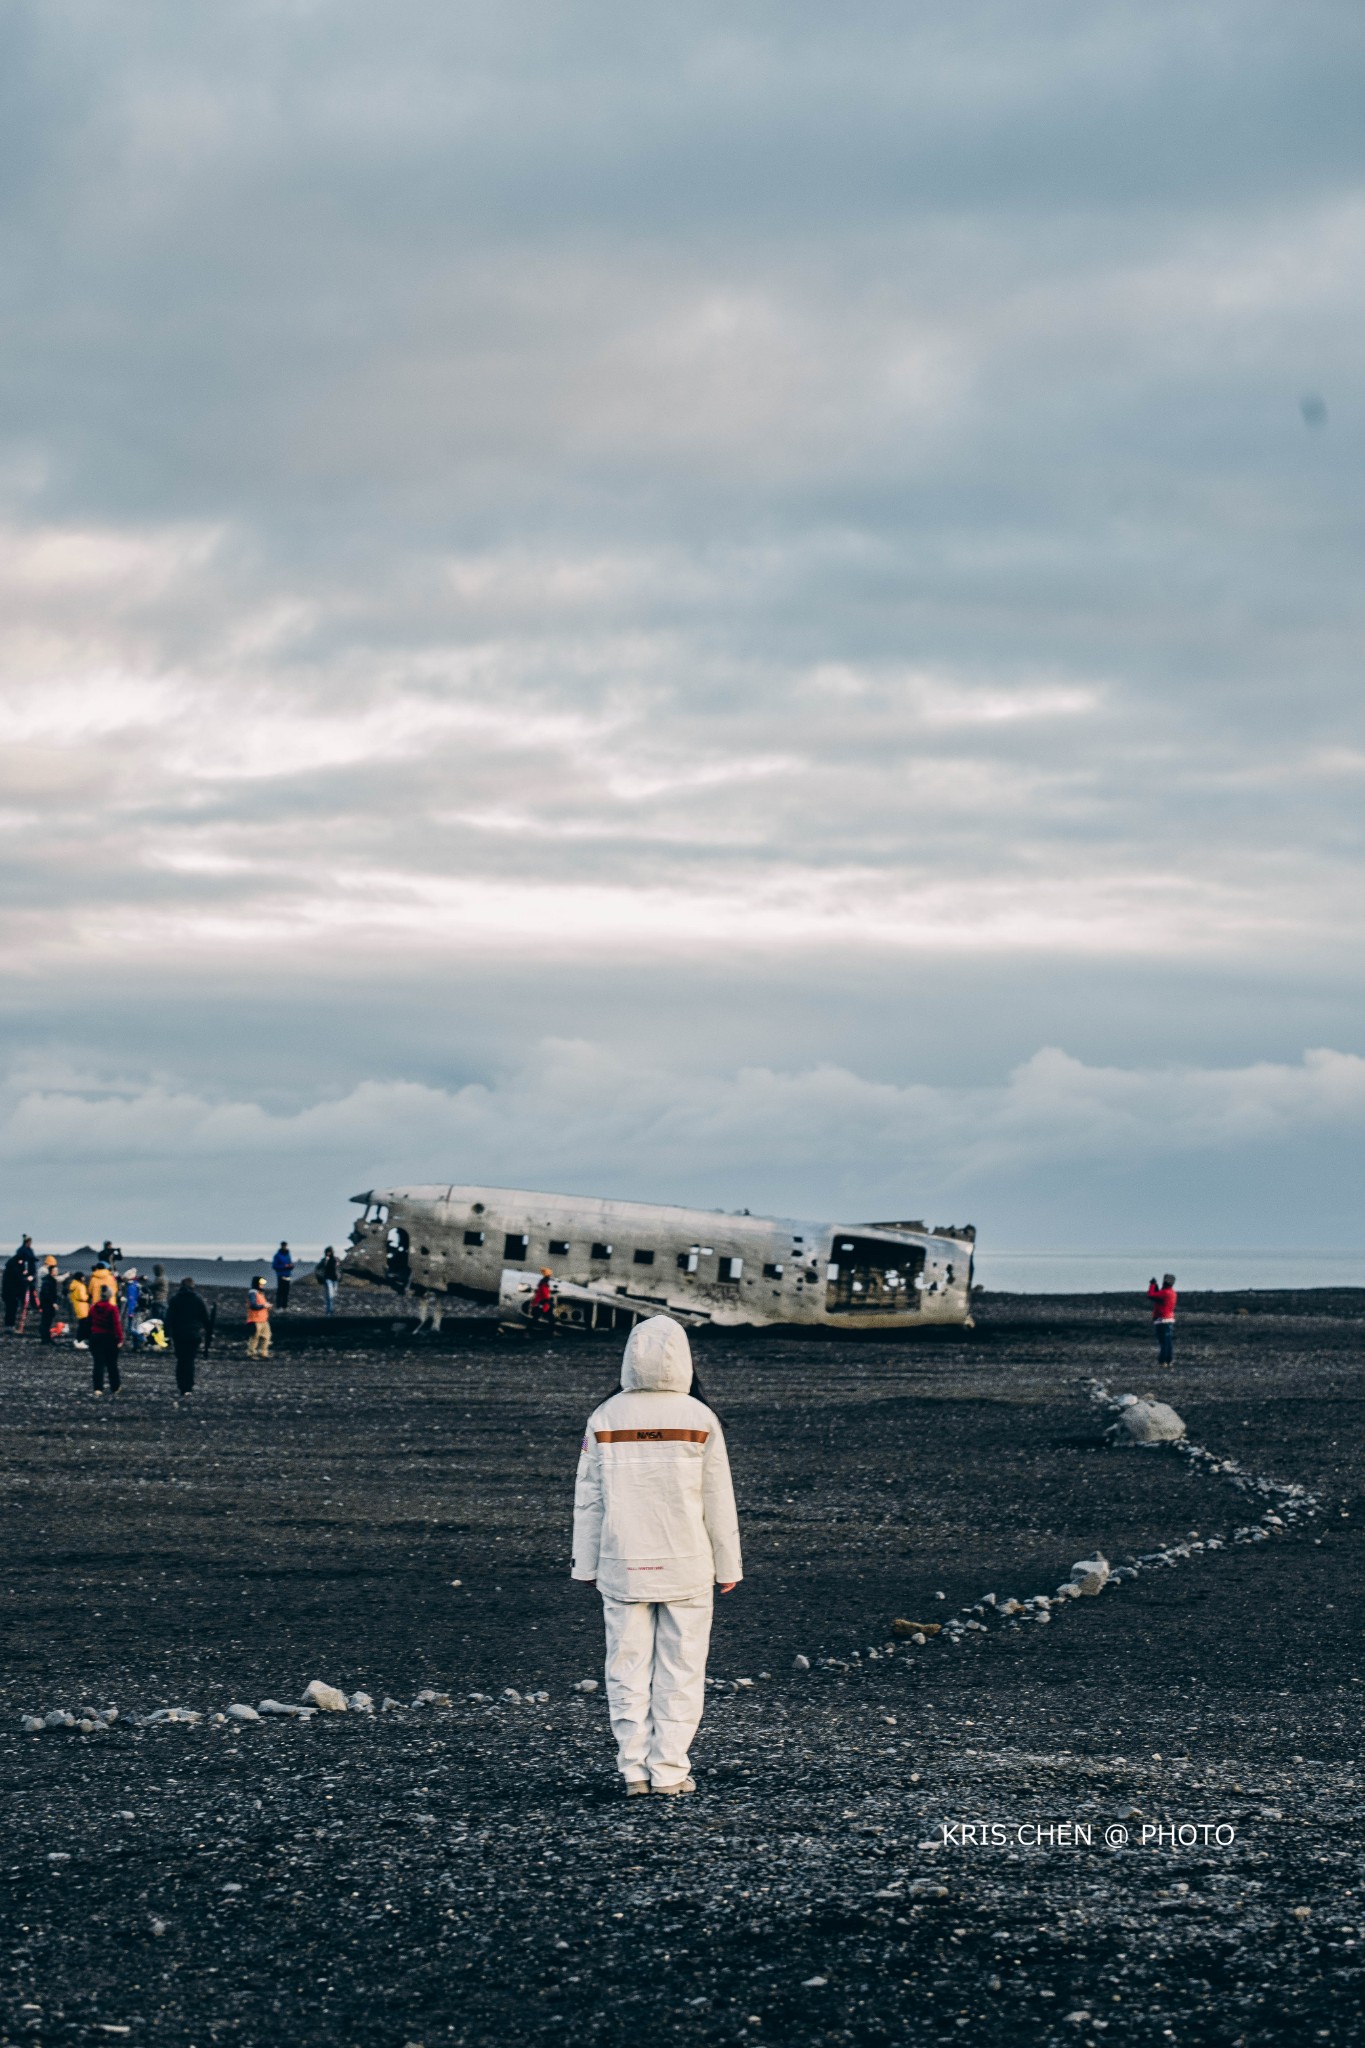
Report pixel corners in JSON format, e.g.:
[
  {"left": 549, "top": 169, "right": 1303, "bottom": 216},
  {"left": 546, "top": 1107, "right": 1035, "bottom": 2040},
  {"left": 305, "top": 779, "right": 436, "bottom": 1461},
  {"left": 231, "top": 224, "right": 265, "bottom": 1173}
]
[
  {"left": 1148, "top": 1272, "right": 1177, "bottom": 1365},
  {"left": 572, "top": 1314, "right": 741, "bottom": 1796},
  {"left": 166, "top": 1277, "right": 212, "bottom": 1397}
]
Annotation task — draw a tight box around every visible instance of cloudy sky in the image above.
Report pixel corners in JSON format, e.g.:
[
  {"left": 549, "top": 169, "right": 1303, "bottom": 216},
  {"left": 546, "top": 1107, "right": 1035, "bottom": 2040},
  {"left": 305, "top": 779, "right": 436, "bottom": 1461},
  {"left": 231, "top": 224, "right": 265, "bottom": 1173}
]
[{"left": 3, "top": 0, "right": 1364, "bottom": 1254}]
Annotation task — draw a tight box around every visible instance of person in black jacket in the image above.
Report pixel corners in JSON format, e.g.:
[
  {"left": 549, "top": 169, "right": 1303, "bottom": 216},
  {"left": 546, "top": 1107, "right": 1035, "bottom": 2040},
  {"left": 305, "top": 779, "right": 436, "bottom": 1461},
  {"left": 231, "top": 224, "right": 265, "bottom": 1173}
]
[
  {"left": 38, "top": 1260, "right": 61, "bottom": 1345},
  {"left": 1, "top": 1254, "right": 25, "bottom": 1330},
  {"left": 165, "top": 1277, "right": 212, "bottom": 1396}
]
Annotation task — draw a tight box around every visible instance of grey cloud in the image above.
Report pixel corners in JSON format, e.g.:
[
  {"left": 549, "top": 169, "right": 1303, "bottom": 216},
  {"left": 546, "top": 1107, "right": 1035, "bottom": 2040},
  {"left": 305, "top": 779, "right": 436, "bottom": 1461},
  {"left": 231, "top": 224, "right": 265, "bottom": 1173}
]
[{"left": 5, "top": 1040, "right": 1365, "bottom": 1249}]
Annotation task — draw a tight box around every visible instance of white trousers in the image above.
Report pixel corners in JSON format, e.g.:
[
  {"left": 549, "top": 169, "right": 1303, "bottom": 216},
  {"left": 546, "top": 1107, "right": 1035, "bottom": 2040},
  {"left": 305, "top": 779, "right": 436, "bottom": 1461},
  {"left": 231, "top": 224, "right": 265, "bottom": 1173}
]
[{"left": 601, "top": 1590, "right": 714, "bottom": 1788}]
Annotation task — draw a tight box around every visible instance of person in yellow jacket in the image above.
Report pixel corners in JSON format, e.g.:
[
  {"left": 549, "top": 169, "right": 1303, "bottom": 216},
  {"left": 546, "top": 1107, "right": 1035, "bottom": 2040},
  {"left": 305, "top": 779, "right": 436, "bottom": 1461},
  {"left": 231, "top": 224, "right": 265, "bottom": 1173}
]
[
  {"left": 246, "top": 1276, "right": 272, "bottom": 1359},
  {"left": 88, "top": 1262, "right": 117, "bottom": 1319},
  {"left": 67, "top": 1271, "right": 90, "bottom": 1347}
]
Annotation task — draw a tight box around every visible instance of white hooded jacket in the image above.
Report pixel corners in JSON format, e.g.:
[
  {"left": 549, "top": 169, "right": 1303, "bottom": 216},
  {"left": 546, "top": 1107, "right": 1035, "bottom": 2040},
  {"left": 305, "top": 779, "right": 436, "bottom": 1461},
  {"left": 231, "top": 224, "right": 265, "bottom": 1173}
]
[{"left": 572, "top": 1315, "right": 742, "bottom": 1601}]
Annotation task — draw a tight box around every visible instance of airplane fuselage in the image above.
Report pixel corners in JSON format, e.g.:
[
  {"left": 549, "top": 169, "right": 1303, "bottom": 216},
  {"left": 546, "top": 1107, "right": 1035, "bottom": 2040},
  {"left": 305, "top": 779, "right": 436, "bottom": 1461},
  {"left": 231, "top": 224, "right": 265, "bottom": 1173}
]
[{"left": 342, "top": 1183, "right": 974, "bottom": 1331}]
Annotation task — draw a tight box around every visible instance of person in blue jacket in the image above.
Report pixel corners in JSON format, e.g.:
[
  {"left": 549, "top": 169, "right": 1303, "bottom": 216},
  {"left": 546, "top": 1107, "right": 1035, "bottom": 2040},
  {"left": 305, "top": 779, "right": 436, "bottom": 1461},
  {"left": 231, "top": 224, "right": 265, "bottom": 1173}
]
[
  {"left": 122, "top": 1269, "right": 143, "bottom": 1348},
  {"left": 272, "top": 1241, "right": 295, "bottom": 1310}
]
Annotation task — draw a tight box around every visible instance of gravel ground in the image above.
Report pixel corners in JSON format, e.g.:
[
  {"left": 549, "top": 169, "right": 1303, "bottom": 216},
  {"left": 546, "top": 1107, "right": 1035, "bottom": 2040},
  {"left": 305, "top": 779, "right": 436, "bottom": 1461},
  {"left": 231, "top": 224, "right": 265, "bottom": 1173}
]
[{"left": 3, "top": 1294, "right": 1363, "bottom": 2046}]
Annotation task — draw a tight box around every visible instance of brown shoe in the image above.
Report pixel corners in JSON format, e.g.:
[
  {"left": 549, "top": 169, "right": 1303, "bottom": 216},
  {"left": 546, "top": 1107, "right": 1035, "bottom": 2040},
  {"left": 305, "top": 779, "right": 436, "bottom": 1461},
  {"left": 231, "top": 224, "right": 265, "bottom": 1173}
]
[
  {"left": 624, "top": 1780, "right": 651, "bottom": 1796},
  {"left": 652, "top": 1778, "right": 696, "bottom": 1796}
]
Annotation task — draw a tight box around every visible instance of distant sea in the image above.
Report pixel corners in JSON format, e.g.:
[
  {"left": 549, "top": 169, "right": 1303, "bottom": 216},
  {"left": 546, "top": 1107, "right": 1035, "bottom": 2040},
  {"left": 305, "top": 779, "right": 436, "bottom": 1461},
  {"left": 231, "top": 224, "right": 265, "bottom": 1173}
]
[
  {"left": 52, "top": 1241, "right": 1365, "bottom": 1295},
  {"left": 974, "top": 1249, "right": 1365, "bottom": 1294},
  {"left": 58, "top": 1244, "right": 325, "bottom": 1287}
]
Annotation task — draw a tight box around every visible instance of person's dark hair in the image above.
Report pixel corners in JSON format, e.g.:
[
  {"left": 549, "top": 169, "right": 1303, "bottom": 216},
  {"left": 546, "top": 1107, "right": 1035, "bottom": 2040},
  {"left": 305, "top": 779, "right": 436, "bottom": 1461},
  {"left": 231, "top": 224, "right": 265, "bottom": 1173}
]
[
  {"left": 1162, "top": 1272, "right": 1176, "bottom": 1288},
  {"left": 179, "top": 1276, "right": 195, "bottom": 1290}
]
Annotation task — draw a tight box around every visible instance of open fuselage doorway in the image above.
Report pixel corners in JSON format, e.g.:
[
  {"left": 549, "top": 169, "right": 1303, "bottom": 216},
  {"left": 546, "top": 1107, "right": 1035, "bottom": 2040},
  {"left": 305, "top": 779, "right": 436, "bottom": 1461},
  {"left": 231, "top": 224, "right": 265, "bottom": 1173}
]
[
  {"left": 825, "top": 1235, "right": 924, "bottom": 1314},
  {"left": 386, "top": 1224, "right": 411, "bottom": 1288}
]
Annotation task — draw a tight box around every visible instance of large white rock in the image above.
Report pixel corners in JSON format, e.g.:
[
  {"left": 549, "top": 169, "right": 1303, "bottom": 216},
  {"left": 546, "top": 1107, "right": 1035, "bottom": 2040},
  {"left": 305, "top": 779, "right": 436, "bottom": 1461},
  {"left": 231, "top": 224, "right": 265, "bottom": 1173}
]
[
  {"left": 226, "top": 1703, "right": 262, "bottom": 1723},
  {"left": 1117, "top": 1399, "right": 1185, "bottom": 1444},
  {"left": 1069, "top": 1553, "right": 1110, "bottom": 1595},
  {"left": 302, "top": 1680, "right": 348, "bottom": 1713}
]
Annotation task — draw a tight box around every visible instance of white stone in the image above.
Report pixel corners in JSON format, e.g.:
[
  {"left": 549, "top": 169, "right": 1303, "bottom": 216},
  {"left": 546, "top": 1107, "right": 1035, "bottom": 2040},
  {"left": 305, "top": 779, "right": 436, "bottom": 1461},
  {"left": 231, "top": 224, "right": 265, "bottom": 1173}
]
[
  {"left": 381, "top": 1696, "right": 402, "bottom": 1711},
  {"left": 347, "top": 1691, "right": 374, "bottom": 1713},
  {"left": 1117, "top": 1399, "right": 1185, "bottom": 1444},
  {"left": 302, "top": 1681, "right": 348, "bottom": 1713},
  {"left": 226, "top": 1703, "right": 261, "bottom": 1723},
  {"left": 258, "top": 1699, "right": 303, "bottom": 1717},
  {"left": 501, "top": 1688, "right": 523, "bottom": 1706},
  {"left": 1070, "top": 1554, "right": 1110, "bottom": 1596},
  {"left": 44, "top": 1710, "right": 74, "bottom": 1729},
  {"left": 22, "top": 1716, "right": 44, "bottom": 1733},
  {"left": 792, "top": 1654, "right": 811, "bottom": 1672},
  {"left": 572, "top": 1678, "right": 599, "bottom": 1693}
]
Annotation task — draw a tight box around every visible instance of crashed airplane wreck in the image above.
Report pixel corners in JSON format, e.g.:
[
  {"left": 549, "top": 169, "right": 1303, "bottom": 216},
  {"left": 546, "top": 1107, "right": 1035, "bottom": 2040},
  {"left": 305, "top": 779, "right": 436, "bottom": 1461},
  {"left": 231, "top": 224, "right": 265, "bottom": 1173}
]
[{"left": 342, "top": 1184, "right": 975, "bottom": 1333}]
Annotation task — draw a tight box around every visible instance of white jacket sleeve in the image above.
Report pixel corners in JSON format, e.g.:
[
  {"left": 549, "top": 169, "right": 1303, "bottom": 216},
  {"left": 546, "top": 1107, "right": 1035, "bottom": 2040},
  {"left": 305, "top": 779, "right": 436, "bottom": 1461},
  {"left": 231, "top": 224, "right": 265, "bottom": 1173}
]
[
  {"left": 571, "top": 1422, "right": 604, "bottom": 1580},
  {"left": 701, "top": 1417, "right": 743, "bottom": 1584}
]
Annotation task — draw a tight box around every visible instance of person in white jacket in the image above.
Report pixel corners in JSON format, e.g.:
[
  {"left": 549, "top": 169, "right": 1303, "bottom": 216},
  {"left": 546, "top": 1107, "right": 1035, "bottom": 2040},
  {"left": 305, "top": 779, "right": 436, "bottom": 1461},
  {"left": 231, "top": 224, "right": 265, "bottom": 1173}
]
[{"left": 572, "top": 1314, "right": 742, "bottom": 1796}]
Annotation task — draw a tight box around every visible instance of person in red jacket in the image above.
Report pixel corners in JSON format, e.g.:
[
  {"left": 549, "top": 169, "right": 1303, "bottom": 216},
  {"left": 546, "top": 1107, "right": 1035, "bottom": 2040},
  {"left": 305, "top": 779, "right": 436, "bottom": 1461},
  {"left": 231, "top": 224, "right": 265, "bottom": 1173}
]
[
  {"left": 531, "top": 1268, "right": 555, "bottom": 1327},
  {"left": 1148, "top": 1273, "right": 1177, "bottom": 1365},
  {"left": 88, "top": 1285, "right": 124, "bottom": 1396}
]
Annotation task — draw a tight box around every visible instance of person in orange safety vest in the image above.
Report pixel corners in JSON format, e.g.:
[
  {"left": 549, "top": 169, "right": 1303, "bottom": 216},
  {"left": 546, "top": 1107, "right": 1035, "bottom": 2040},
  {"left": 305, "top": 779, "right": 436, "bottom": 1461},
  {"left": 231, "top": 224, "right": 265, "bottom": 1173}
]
[{"left": 246, "top": 1276, "right": 273, "bottom": 1359}]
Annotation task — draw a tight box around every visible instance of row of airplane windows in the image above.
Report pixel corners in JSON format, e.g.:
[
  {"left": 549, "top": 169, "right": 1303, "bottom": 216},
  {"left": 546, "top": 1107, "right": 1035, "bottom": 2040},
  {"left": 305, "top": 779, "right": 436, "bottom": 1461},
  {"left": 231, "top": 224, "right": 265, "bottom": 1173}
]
[{"left": 455, "top": 1228, "right": 777, "bottom": 1282}]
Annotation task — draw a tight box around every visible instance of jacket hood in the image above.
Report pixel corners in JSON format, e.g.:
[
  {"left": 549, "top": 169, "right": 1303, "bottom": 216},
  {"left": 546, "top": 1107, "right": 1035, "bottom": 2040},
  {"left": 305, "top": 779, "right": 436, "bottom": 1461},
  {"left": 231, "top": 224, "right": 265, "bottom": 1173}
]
[{"left": 620, "top": 1314, "right": 692, "bottom": 1393}]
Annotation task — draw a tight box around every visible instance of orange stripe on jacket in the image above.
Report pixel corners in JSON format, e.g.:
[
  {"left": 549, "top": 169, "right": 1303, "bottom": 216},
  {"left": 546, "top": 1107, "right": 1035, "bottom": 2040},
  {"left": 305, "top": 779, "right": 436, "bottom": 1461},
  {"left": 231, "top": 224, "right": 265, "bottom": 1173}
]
[{"left": 594, "top": 1428, "right": 710, "bottom": 1444}]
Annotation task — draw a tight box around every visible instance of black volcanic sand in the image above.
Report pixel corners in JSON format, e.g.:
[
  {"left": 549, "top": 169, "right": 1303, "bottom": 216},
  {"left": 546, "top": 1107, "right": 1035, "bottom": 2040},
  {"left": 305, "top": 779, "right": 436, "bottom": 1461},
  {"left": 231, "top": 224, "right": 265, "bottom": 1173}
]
[{"left": 2, "top": 1296, "right": 1363, "bottom": 2047}]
